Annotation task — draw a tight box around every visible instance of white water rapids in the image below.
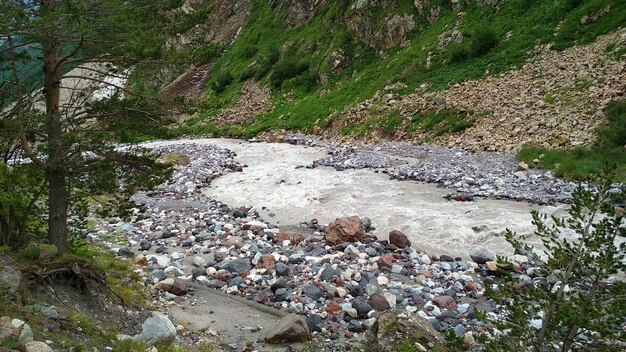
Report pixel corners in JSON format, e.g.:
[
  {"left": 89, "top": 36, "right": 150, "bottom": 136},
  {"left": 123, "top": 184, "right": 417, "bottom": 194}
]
[{"left": 143, "top": 139, "right": 570, "bottom": 259}]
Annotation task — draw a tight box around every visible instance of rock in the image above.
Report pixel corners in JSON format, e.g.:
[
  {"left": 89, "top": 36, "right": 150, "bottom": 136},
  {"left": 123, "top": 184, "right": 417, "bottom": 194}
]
[
  {"left": 368, "top": 293, "right": 390, "bottom": 311},
  {"left": 146, "top": 254, "right": 171, "bottom": 268},
  {"left": 320, "top": 264, "right": 340, "bottom": 282},
  {"left": 366, "top": 312, "right": 445, "bottom": 352},
  {"left": 154, "top": 278, "right": 188, "bottom": 296},
  {"left": 389, "top": 230, "right": 411, "bottom": 248},
  {"left": 469, "top": 247, "right": 496, "bottom": 264},
  {"left": 348, "top": 320, "right": 364, "bottom": 333},
  {"left": 28, "top": 305, "right": 58, "bottom": 320},
  {"left": 24, "top": 341, "right": 53, "bottom": 352},
  {"left": 256, "top": 254, "right": 276, "bottom": 270},
  {"left": 133, "top": 312, "right": 177, "bottom": 347},
  {"left": 439, "top": 255, "right": 454, "bottom": 262},
  {"left": 377, "top": 255, "right": 395, "bottom": 269},
  {"left": 223, "top": 258, "right": 252, "bottom": 274},
  {"left": 306, "top": 314, "right": 323, "bottom": 332},
  {"left": 17, "top": 323, "right": 33, "bottom": 345},
  {"left": 324, "top": 216, "right": 365, "bottom": 245},
  {"left": 275, "top": 262, "right": 290, "bottom": 277},
  {"left": 352, "top": 299, "right": 373, "bottom": 317},
  {"left": 432, "top": 296, "right": 457, "bottom": 311},
  {"left": 192, "top": 256, "right": 206, "bottom": 267},
  {"left": 264, "top": 314, "right": 311, "bottom": 343},
  {"left": 304, "top": 285, "right": 323, "bottom": 300},
  {"left": 517, "top": 161, "right": 529, "bottom": 171}
]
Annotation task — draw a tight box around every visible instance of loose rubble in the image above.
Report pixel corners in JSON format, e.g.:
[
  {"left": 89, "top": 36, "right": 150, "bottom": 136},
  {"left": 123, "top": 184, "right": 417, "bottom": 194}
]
[
  {"left": 314, "top": 141, "right": 578, "bottom": 204},
  {"left": 84, "top": 140, "right": 579, "bottom": 350}
]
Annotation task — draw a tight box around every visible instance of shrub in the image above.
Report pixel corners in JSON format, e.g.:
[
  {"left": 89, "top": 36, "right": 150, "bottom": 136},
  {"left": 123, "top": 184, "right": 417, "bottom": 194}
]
[
  {"left": 211, "top": 71, "right": 233, "bottom": 94},
  {"left": 190, "top": 44, "right": 223, "bottom": 65},
  {"left": 239, "top": 67, "right": 257, "bottom": 82},
  {"left": 597, "top": 99, "right": 626, "bottom": 149},
  {"left": 449, "top": 44, "right": 469, "bottom": 62},
  {"left": 380, "top": 110, "right": 403, "bottom": 135},
  {"left": 241, "top": 45, "right": 258, "bottom": 59},
  {"left": 487, "top": 171, "right": 626, "bottom": 351},
  {"left": 270, "top": 58, "right": 309, "bottom": 89},
  {"left": 469, "top": 27, "right": 498, "bottom": 58}
]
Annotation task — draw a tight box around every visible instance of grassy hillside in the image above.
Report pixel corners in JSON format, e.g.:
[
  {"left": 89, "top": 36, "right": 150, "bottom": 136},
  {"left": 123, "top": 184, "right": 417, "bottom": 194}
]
[{"left": 172, "top": 0, "right": 625, "bottom": 139}]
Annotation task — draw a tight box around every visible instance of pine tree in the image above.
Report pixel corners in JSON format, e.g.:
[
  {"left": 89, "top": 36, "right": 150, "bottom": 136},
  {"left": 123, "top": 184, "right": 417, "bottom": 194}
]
[
  {"left": 488, "top": 170, "right": 626, "bottom": 351},
  {"left": 0, "top": 0, "right": 180, "bottom": 250}
]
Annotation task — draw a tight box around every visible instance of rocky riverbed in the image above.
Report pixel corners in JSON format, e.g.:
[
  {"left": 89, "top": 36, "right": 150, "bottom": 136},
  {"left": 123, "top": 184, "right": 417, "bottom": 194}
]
[{"left": 82, "top": 137, "right": 592, "bottom": 351}]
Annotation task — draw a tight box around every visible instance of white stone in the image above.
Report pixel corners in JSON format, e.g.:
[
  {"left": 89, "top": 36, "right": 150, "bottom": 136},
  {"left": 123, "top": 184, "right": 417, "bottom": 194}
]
[
  {"left": 192, "top": 256, "right": 206, "bottom": 267},
  {"left": 377, "top": 276, "right": 389, "bottom": 286}
]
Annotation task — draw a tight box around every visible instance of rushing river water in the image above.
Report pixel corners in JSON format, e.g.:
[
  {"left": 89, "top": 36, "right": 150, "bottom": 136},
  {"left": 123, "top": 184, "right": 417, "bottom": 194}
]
[{"left": 144, "top": 139, "right": 568, "bottom": 259}]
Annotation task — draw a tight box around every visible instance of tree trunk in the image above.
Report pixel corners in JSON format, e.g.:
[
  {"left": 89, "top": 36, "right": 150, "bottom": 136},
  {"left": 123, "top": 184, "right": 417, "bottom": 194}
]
[{"left": 43, "top": 2, "right": 69, "bottom": 252}]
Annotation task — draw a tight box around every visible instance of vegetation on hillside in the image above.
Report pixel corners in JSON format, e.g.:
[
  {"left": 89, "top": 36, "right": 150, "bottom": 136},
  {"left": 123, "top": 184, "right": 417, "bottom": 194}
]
[
  {"left": 163, "top": 0, "right": 625, "bottom": 142},
  {"left": 517, "top": 100, "right": 626, "bottom": 181}
]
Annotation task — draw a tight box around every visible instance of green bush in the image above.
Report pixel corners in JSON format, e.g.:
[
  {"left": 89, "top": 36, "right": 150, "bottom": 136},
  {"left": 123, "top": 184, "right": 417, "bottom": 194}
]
[
  {"left": 270, "top": 58, "right": 309, "bottom": 89},
  {"left": 597, "top": 99, "right": 626, "bottom": 148},
  {"left": 189, "top": 44, "right": 223, "bottom": 65},
  {"left": 239, "top": 67, "right": 257, "bottom": 82},
  {"left": 449, "top": 44, "right": 469, "bottom": 62},
  {"left": 380, "top": 110, "right": 404, "bottom": 135},
  {"left": 211, "top": 71, "right": 234, "bottom": 94},
  {"left": 469, "top": 27, "right": 499, "bottom": 57},
  {"left": 241, "top": 45, "right": 258, "bottom": 59}
]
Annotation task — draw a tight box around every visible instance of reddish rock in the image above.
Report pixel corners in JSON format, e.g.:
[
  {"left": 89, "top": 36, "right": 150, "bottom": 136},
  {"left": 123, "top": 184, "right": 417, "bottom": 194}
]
[
  {"left": 215, "top": 270, "right": 232, "bottom": 282},
  {"left": 275, "top": 233, "right": 291, "bottom": 244},
  {"left": 292, "top": 234, "right": 305, "bottom": 245},
  {"left": 154, "top": 278, "right": 188, "bottom": 296},
  {"left": 432, "top": 295, "right": 457, "bottom": 311},
  {"left": 377, "top": 255, "right": 395, "bottom": 269},
  {"left": 136, "top": 257, "right": 148, "bottom": 266},
  {"left": 256, "top": 254, "right": 276, "bottom": 270},
  {"left": 389, "top": 230, "right": 411, "bottom": 248},
  {"left": 368, "top": 294, "right": 391, "bottom": 311},
  {"left": 465, "top": 282, "right": 477, "bottom": 291},
  {"left": 169, "top": 280, "right": 189, "bottom": 296},
  {"left": 324, "top": 216, "right": 365, "bottom": 245},
  {"left": 326, "top": 301, "right": 341, "bottom": 313},
  {"left": 419, "top": 269, "right": 433, "bottom": 278}
]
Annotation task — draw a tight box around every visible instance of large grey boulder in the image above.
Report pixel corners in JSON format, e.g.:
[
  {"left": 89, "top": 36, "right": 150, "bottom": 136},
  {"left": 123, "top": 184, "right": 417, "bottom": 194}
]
[
  {"left": 133, "top": 312, "right": 177, "bottom": 347},
  {"left": 469, "top": 247, "right": 496, "bottom": 264},
  {"left": 264, "top": 314, "right": 311, "bottom": 344}
]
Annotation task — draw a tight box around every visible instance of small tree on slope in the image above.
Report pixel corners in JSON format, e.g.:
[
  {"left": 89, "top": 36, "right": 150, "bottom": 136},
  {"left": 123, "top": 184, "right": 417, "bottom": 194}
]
[{"left": 487, "top": 171, "right": 625, "bottom": 351}]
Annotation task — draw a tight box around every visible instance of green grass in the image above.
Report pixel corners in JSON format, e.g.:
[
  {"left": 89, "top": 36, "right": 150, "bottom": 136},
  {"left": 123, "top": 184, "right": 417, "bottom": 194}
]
[
  {"left": 408, "top": 109, "right": 474, "bottom": 137},
  {"left": 517, "top": 100, "right": 626, "bottom": 181}
]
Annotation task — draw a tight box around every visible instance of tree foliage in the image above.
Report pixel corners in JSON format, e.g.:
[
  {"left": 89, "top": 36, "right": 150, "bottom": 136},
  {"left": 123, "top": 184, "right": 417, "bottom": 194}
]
[
  {"left": 488, "top": 169, "right": 626, "bottom": 351},
  {"left": 0, "top": 0, "right": 179, "bottom": 250}
]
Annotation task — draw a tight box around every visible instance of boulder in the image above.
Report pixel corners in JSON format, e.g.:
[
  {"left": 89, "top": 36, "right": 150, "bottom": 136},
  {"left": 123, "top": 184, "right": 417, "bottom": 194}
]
[
  {"left": 264, "top": 314, "right": 311, "bottom": 343},
  {"left": 366, "top": 312, "right": 446, "bottom": 352},
  {"left": 223, "top": 258, "right": 252, "bottom": 274},
  {"left": 432, "top": 295, "right": 457, "bottom": 311},
  {"left": 469, "top": 247, "right": 496, "bottom": 264},
  {"left": 389, "top": 230, "right": 411, "bottom": 248},
  {"left": 368, "top": 293, "right": 390, "bottom": 311},
  {"left": 133, "top": 312, "right": 177, "bottom": 347},
  {"left": 256, "top": 254, "right": 276, "bottom": 271},
  {"left": 25, "top": 341, "right": 53, "bottom": 352},
  {"left": 324, "top": 216, "right": 365, "bottom": 245}
]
